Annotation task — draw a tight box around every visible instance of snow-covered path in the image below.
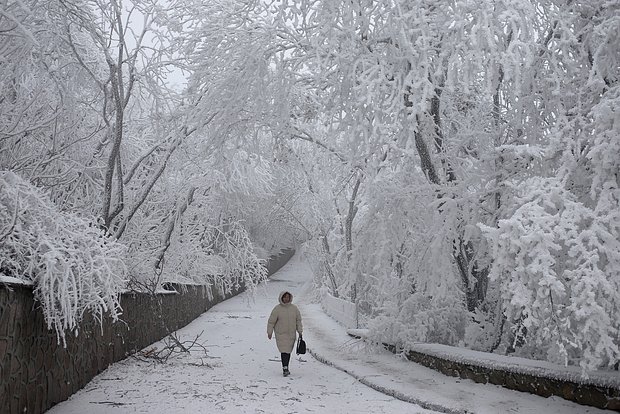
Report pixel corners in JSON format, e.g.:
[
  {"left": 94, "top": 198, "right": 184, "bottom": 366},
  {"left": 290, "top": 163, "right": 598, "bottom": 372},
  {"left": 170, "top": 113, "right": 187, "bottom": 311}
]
[
  {"left": 47, "top": 254, "right": 433, "bottom": 414},
  {"left": 47, "top": 253, "right": 607, "bottom": 414}
]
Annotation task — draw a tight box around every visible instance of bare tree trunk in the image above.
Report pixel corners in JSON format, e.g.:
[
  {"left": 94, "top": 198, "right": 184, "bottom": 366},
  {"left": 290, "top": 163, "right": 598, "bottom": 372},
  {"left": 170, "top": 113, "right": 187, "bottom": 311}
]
[
  {"left": 406, "top": 71, "right": 488, "bottom": 312},
  {"left": 321, "top": 235, "right": 339, "bottom": 297},
  {"left": 413, "top": 115, "right": 441, "bottom": 184},
  {"left": 345, "top": 175, "right": 361, "bottom": 258},
  {"left": 112, "top": 135, "right": 184, "bottom": 239},
  {"left": 102, "top": 1, "right": 129, "bottom": 229},
  {"left": 347, "top": 175, "right": 362, "bottom": 302},
  {"left": 64, "top": 0, "right": 141, "bottom": 234},
  {"left": 492, "top": 30, "right": 512, "bottom": 222},
  {"left": 102, "top": 108, "right": 124, "bottom": 229}
]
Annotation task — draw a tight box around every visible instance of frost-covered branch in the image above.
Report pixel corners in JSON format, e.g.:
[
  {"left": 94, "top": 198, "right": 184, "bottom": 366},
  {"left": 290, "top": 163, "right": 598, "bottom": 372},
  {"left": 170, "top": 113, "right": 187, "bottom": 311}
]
[
  {"left": 153, "top": 186, "right": 197, "bottom": 274},
  {"left": 291, "top": 128, "right": 347, "bottom": 163},
  {"left": 0, "top": 171, "right": 127, "bottom": 344}
]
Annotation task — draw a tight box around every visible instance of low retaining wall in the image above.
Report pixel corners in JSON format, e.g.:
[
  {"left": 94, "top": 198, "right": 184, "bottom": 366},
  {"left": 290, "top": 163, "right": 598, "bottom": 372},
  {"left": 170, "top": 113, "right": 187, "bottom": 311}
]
[
  {"left": 348, "top": 332, "right": 620, "bottom": 411},
  {"left": 264, "top": 248, "right": 295, "bottom": 275},
  {"left": 322, "top": 292, "right": 357, "bottom": 329},
  {"left": 0, "top": 249, "right": 294, "bottom": 414},
  {"left": 405, "top": 348, "right": 620, "bottom": 411}
]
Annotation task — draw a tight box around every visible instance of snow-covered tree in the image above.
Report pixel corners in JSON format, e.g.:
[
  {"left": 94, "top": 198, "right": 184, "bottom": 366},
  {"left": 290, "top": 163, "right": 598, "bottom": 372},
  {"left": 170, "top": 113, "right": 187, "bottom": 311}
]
[
  {"left": 480, "top": 0, "right": 620, "bottom": 370},
  {"left": 2, "top": 0, "right": 617, "bottom": 369},
  {"left": 265, "top": 0, "right": 620, "bottom": 370},
  {"left": 0, "top": 171, "right": 126, "bottom": 344},
  {"left": 0, "top": 0, "right": 288, "bottom": 339}
]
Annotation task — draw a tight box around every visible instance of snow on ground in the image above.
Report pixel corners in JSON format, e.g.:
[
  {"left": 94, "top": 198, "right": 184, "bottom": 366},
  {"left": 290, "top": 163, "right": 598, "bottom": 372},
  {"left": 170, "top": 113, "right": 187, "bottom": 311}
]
[
  {"left": 47, "top": 254, "right": 430, "bottom": 414},
  {"left": 47, "top": 253, "right": 607, "bottom": 414}
]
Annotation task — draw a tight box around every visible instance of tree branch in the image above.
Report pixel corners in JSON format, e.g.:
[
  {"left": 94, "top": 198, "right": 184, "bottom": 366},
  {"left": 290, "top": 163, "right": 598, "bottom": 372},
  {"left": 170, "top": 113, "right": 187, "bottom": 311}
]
[{"left": 291, "top": 127, "right": 347, "bottom": 163}]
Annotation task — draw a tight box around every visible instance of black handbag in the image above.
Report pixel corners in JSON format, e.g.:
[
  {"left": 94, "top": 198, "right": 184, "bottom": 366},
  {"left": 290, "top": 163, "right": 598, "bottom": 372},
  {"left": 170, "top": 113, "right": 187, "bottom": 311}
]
[{"left": 296, "top": 335, "right": 306, "bottom": 355}]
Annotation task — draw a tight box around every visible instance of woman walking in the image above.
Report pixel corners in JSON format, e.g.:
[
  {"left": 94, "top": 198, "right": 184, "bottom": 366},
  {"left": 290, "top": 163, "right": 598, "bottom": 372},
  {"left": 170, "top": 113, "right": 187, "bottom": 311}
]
[{"left": 267, "top": 291, "right": 303, "bottom": 377}]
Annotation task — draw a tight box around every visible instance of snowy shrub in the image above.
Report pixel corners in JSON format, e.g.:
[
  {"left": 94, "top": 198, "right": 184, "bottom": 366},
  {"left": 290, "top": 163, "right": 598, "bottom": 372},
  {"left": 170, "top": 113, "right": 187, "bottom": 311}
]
[
  {"left": 165, "top": 218, "right": 268, "bottom": 295},
  {"left": 463, "top": 285, "right": 505, "bottom": 352},
  {"left": 367, "top": 292, "right": 467, "bottom": 348},
  {"left": 0, "top": 171, "right": 127, "bottom": 344},
  {"left": 124, "top": 186, "right": 268, "bottom": 296},
  {"left": 481, "top": 178, "right": 620, "bottom": 370}
]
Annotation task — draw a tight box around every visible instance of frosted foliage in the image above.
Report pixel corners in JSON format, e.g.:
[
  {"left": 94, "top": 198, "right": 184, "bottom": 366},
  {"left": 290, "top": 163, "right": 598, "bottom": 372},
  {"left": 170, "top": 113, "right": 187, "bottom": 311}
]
[
  {"left": 223, "top": 150, "right": 274, "bottom": 197},
  {"left": 338, "top": 166, "right": 470, "bottom": 344},
  {"left": 265, "top": 0, "right": 620, "bottom": 371},
  {"left": 3, "top": 0, "right": 618, "bottom": 372},
  {"left": 481, "top": 178, "right": 620, "bottom": 370},
  {"left": 464, "top": 287, "right": 504, "bottom": 352},
  {"left": 247, "top": 168, "right": 309, "bottom": 253},
  {"left": 0, "top": 171, "right": 127, "bottom": 344},
  {"left": 588, "top": 87, "right": 620, "bottom": 214},
  {"left": 163, "top": 218, "right": 268, "bottom": 295},
  {"left": 368, "top": 293, "right": 467, "bottom": 348},
  {"left": 0, "top": 0, "right": 106, "bottom": 213},
  {"left": 301, "top": 240, "right": 326, "bottom": 287},
  {"left": 124, "top": 185, "right": 268, "bottom": 295}
]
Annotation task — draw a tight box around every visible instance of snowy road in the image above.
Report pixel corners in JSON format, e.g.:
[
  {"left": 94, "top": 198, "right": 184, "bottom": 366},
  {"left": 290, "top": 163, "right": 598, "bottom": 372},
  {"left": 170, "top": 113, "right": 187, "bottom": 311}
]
[
  {"left": 47, "top": 255, "right": 434, "bottom": 414},
  {"left": 46, "top": 253, "right": 606, "bottom": 414}
]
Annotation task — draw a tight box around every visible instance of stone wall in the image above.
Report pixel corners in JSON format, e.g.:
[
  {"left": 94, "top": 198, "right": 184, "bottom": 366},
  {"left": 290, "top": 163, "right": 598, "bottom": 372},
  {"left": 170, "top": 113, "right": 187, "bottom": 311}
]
[
  {"left": 264, "top": 248, "right": 295, "bottom": 275},
  {"left": 370, "top": 340, "right": 620, "bottom": 412},
  {"left": 0, "top": 249, "right": 294, "bottom": 414},
  {"left": 405, "top": 349, "right": 620, "bottom": 411}
]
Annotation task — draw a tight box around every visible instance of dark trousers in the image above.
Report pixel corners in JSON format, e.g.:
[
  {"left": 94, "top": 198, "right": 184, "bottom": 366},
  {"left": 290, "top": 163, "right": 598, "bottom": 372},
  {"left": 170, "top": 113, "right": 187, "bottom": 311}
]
[{"left": 281, "top": 352, "right": 291, "bottom": 368}]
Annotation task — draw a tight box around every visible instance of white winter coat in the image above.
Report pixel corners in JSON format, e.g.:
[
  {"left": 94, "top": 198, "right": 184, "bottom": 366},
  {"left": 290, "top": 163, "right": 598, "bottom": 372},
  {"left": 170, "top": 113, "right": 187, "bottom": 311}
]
[{"left": 267, "top": 291, "right": 303, "bottom": 353}]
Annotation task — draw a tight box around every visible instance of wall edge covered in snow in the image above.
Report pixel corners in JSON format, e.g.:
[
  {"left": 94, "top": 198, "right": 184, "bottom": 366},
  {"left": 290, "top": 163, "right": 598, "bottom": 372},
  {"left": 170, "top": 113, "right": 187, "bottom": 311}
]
[
  {"left": 347, "top": 331, "right": 620, "bottom": 411},
  {"left": 321, "top": 292, "right": 357, "bottom": 329}
]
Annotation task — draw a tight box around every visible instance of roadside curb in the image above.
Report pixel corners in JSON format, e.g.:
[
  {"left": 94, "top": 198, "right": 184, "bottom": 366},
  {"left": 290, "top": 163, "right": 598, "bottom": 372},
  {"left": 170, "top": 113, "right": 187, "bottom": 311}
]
[{"left": 307, "top": 343, "right": 467, "bottom": 414}]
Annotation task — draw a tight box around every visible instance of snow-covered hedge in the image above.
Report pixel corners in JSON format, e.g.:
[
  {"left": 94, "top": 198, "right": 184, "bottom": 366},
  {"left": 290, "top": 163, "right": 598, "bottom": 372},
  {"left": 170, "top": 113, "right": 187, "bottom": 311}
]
[
  {"left": 0, "top": 171, "right": 127, "bottom": 344},
  {"left": 481, "top": 178, "right": 620, "bottom": 371}
]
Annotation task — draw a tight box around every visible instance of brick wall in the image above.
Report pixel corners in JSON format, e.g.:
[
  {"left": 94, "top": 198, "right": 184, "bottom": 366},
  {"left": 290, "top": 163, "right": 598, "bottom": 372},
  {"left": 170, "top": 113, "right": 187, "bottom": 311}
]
[{"left": 0, "top": 248, "right": 294, "bottom": 414}]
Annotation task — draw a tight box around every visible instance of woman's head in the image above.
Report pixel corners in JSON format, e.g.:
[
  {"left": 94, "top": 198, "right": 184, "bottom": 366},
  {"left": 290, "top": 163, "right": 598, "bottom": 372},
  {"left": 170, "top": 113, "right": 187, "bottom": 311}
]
[{"left": 280, "top": 291, "right": 292, "bottom": 304}]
